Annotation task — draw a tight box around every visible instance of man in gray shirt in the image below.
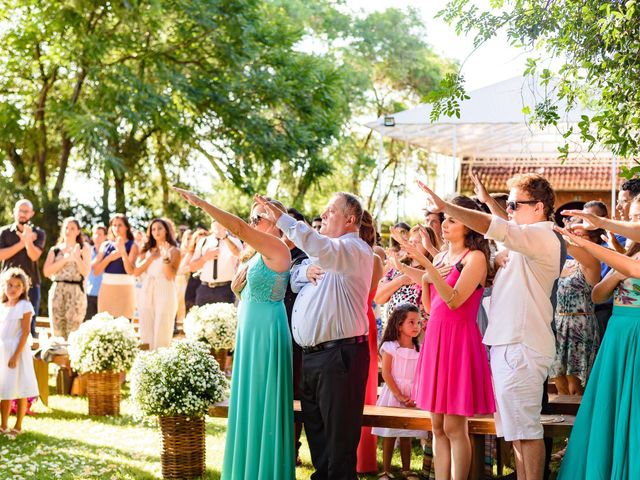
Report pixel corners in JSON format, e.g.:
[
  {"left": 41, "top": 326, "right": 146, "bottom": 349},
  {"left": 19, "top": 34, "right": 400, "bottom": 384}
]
[{"left": 265, "top": 192, "right": 373, "bottom": 480}]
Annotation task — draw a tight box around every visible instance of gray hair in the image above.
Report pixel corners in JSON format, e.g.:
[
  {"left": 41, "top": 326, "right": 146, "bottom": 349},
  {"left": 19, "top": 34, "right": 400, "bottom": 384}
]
[
  {"left": 14, "top": 199, "right": 33, "bottom": 211},
  {"left": 335, "top": 192, "right": 364, "bottom": 227}
]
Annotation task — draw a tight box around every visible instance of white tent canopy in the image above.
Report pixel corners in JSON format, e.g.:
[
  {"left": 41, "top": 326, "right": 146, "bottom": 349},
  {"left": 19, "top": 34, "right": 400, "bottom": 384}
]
[{"left": 365, "top": 76, "right": 610, "bottom": 159}]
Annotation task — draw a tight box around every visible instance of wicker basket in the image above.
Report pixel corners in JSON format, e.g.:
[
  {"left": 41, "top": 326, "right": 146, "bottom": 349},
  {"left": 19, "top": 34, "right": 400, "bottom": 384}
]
[
  {"left": 86, "top": 371, "right": 122, "bottom": 416},
  {"left": 159, "top": 415, "right": 206, "bottom": 479}
]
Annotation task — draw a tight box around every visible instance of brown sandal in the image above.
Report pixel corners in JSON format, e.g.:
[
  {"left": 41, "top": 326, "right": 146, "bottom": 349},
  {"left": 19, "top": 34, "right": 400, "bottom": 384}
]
[
  {"left": 377, "top": 472, "right": 397, "bottom": 480},
  {"left": 402, "top": 471, "right": 421, "bottom": 480}
]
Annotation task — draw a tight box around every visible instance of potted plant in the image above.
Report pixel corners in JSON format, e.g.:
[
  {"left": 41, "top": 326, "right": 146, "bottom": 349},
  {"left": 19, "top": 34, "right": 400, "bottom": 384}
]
[
  {"left": 67, "top": 314, "right": 139, "bottom": 415},
  {"left": 130, "top": 340, "right": 227, "bottom": 479},
  {"left": 183, "top": 302, "right": 237, "bottom": 368}
]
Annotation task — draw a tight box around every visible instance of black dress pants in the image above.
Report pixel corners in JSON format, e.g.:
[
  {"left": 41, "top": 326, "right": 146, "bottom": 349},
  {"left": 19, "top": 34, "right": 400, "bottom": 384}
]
[
  {"left": 194, "top": 282, "right": 234, "bottom": 306},
  {"left": 300, "top": 341, "right": 369, "bottom": 480}
]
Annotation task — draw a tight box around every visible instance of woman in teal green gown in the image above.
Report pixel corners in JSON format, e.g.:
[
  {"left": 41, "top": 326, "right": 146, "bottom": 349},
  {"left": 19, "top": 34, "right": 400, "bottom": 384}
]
[
  {"left": 555, "top": 211, "right": 640, "bottom": 479},
  {"left": 174, "top": 188, "right": 294, "bottom": 480}
]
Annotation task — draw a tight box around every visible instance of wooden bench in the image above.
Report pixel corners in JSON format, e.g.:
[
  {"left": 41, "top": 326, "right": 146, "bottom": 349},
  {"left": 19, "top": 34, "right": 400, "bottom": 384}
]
[
  {"left": 209, "top": 400, "right": 574, "bottom": 480},
  {"left": 32, "top": 316, "right": 148, "bottom": 351},
  {"left": 547, "top": 394, "right": 582, "bottom": 416}
]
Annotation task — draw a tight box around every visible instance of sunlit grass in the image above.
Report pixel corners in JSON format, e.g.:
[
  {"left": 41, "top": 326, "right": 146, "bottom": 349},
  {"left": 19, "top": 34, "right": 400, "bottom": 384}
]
[{"left": 0, "top": 367, "right": 428, "bottom": 479}]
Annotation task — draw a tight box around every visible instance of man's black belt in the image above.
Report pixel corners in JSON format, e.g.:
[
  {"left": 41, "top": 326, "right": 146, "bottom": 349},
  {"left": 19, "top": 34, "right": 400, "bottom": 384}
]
[{"left": 301, "top": 335, "right": 368, "bottom": 354}]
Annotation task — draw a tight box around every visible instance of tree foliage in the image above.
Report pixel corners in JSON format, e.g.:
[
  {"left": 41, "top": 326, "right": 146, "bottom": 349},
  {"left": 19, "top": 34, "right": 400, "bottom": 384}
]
[
  {"left": 432, "top": 0, "right": 640, "bottom": 164},
  {"left": 0, "top": 1, "right": 455, "bottom": 233}
]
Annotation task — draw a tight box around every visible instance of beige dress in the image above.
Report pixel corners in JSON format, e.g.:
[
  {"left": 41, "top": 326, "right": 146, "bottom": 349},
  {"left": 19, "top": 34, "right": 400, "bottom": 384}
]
[
  {"left": 48, "top": 249, "right": 87, "bottom": 339},
  {"left": 138, "top": 257, "right": 178, "bottom": 350}
]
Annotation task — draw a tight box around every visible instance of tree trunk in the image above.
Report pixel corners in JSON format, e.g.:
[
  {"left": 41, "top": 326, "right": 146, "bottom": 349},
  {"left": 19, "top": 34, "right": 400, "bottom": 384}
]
[
  {"left": 113, "top": 171, "right": 126, "bottom": 213},
  {"left": 101, "top": 167, "right": 111, "bottom": 225},
  {"left": 157, "top": 155, "right": 170, "bottom": 213}
]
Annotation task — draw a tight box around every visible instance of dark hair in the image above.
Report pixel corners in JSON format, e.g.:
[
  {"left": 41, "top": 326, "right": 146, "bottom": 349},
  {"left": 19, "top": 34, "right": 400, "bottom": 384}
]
[
  {"left": 425, "top": 211, "right": 444, "bottom": 224},
  {"left": 359, "top": 210, "right": 377, "bottom": 247},
  {"left": 312, "top": 216, "right": 322, "bottom": 223},
  {"left": 336, "top": 192, "right": 364, "bottom": 227},
  {"left": 450, "top": 196, "right": 492, "bottom": 273},
  {"left": 490, "top": 193, "right": 509, "bottom": 211},
  {"left": 584, "top": 200, "right": 608, "bottom": 218},
  {"left": 109, "top": 213, "right": 134, "bottom": 241},
  {"left": 621, "top": 178, "right": 640, "bottom": 197},
  {"left": 389, "top": 222, "right": 411, "bottom": 249},
  {"left": 287, "top": 208, "right": 307, "bottom": 224},
  {"left": 93, "top": 225, "right": 107, "bottom": 235},
  {"left": 1, "top": 267, "right": 30, "bottom": 303},
  {"left": 625, "top": 196, "right": 640, "bottom": 257},
  {"left": 507, "top": 173, "right": 556, "bottom": 219},
  {"left": 142, "top": 218, "right": 178, "bottom": 253},
  {"left": 57, "top": 217, "right": 84, "bottom": 247},
  {"left": 379, "top": 303, "right": 420, "bottom": 352}
]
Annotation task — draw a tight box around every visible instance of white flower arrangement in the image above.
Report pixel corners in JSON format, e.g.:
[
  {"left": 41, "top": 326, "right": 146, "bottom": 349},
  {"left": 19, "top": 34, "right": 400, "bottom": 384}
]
[
  {"left": 130, "top": 340, "right": 228, "bottom": 417},
  {"left": 67, "top": 314, "right": 139, "bottom": 374},
  {"left": 183, "top": 303, "right": 238, "bottom": 351}
]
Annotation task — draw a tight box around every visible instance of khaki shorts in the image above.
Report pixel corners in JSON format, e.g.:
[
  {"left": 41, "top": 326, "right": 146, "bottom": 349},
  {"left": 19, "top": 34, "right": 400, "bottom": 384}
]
[{"left": 490, "top": 343, "right": 553, "bottom": 441}]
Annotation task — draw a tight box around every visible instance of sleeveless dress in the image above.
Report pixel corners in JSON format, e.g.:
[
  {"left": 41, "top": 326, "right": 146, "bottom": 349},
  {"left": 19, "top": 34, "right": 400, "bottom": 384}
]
[
  {"left": 372, "top": 340, "right": 427, "bottom": 438},
  {"left": 356, "top": 289, "right": 378, "bottom": 473},
  {"left": 222, "top": 254, "right": 294, "bottom": 480},
  {"left": 138, "top": 256, "right": 178, "bottom": 350},
  {"left": 413, "top": 258, "right": 495, "bottom": 416},
  {"left": 558, "top": 276, "right": 640, "bottom": 479},
  {"left": 0, "top": 300, "right": 38, "bottom": 400},
  {"left": 48, "top": 248, "right": 87, "bottom": 339},
  {"left": 549, "top": 261, "right": 600, "bottom": 384}
]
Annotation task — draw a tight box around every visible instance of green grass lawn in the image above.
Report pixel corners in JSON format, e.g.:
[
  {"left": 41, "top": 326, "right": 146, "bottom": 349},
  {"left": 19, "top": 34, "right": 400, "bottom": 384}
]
[{"left": 0, "top": 369, "right": 426, "bottom": 479}]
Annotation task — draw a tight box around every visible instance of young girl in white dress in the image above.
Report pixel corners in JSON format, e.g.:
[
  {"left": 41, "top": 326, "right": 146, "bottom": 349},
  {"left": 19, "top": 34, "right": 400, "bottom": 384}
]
[
  {"left": 0, "top": 267, "right": 38, "bottom": 438},
  {"left": 372, "top": 303, "right": 424, "bottom": 480}
]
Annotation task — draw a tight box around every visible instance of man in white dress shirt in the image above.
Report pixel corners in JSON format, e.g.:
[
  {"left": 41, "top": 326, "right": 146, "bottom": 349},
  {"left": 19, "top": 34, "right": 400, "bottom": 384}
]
[
  {"left": 189, "top": 220, "right": 241, "bottom": 305},
  {"left": 419, "top": 174, "right": 563, "bottom": 480},
  {"left": 263, "top": 192, "right": 373, "bottom": 480}
]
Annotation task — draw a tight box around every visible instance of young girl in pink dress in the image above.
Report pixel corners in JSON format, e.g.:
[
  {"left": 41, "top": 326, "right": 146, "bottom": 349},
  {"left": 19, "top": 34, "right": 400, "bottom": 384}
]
[
  {"left": 372, "top": 303, "right": 425, "bottom": 480},
  {"left": 393, "top": 196, "right": 495, "bottom": 480},
  {"left": 0, "top": 268, "right": 38, "bottom": 438}
]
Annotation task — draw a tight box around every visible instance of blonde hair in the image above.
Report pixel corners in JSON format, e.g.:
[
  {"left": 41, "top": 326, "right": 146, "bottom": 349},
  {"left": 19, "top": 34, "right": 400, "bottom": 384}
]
[{"left": 1, "top": 267, "right": 30, "bottom": 303}]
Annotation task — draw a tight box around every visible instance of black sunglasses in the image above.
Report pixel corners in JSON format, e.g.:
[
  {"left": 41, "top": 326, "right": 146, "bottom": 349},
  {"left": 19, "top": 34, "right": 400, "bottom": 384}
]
[
  {"left": 249, "top": 214, "right": 271, "bottom": 226},
  {"left": 506, "top": 200, "right": 539, "bottom": 211}
]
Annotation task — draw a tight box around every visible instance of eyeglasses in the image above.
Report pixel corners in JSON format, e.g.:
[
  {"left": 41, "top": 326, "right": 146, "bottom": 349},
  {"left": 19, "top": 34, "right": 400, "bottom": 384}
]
[
  {"left": 249, "top": 214, "right": 270, "bottom": 226},
  {"left": 506, "top": 200, "right": 539, "bottom": 211}
]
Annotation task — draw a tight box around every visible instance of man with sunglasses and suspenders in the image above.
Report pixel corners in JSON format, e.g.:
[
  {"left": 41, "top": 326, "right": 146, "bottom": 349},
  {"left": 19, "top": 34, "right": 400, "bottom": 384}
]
[{"left": 419, "top": 173, "right": 565, "bottom": 480}]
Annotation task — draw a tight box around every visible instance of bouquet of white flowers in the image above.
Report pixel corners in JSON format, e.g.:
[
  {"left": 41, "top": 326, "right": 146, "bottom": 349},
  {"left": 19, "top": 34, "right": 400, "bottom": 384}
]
[
  {"left": 183, "top": 302, "right": 238, "bottom": 351},
  {"left": 130, "top": 340, "right": 228, "bottom": 417},
  {"left": 68, "top": 314, "right": 139, "bottom": 374}
]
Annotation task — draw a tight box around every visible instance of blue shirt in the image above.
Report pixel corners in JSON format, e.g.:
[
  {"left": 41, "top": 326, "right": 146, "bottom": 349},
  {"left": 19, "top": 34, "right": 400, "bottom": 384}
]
[
  {"left": 277, "top": 214, "right": 373, "bottom": 347},
  {"left": 103, "top": 240, "right": 134, "bottom": 274},
  {"left": 86, "top": 246, "right": 103, "bottom": 296}
]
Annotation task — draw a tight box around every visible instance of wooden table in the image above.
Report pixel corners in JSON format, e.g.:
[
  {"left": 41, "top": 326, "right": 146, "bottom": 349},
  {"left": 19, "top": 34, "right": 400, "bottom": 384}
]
[{"left": 209, "top": 400, "right": 574, "bottom": 480}]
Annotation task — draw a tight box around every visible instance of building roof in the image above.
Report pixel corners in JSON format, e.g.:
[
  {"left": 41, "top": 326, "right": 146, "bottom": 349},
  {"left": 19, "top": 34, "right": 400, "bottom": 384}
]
[{"left": 459, "top": 163, "right": 622, "bottom": 193}]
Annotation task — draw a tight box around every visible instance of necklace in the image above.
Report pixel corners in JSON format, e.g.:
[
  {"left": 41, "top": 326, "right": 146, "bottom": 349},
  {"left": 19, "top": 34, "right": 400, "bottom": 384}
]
[{"left": 444, "top": 248, "right": 469, "bottom": 266}]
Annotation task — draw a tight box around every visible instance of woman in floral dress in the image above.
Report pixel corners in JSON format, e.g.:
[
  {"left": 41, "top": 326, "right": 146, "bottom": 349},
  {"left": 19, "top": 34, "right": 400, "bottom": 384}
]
[{"left": 549, "top": 222, "right": 603, "bottom": 395}]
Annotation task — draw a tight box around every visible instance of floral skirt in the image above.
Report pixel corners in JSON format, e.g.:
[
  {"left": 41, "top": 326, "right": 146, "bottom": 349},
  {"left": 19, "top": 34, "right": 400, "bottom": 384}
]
[{"left": 549, "top": 313, "right": 600, "bottom": 384}]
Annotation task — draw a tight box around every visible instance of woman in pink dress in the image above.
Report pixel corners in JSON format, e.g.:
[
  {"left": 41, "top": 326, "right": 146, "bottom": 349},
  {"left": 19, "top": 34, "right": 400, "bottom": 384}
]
[
  {"left": 394, "top": 196, "right": 495, "bottom": 480},
  {"left": 356, "top": 210, "right": 384, "bottom": 474}
]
